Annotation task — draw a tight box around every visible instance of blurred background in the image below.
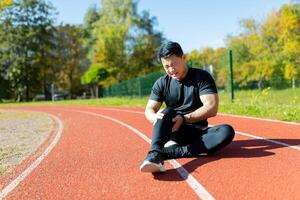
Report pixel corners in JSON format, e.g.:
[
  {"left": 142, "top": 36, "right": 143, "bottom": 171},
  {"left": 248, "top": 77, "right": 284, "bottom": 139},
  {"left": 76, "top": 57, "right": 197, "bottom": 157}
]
[{"left": 0, "top": 0, "right": 299, "bottom": 104}]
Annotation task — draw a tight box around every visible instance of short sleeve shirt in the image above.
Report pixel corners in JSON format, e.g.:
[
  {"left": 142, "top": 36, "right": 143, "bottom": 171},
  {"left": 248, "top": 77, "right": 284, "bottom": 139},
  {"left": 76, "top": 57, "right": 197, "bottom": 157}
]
[{"left": 150, "top": 68, "right": 217, "bottom": 127}]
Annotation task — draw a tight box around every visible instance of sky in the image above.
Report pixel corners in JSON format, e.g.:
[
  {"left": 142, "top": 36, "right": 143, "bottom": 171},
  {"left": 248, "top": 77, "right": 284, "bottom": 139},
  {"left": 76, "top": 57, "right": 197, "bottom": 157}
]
[{"left": 49, "top": 0, "right": 291, "bottom": 52}]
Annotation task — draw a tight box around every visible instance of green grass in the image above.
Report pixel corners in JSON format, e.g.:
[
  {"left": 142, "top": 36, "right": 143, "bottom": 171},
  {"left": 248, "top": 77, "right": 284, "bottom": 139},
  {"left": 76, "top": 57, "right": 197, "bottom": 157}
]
[
  {"left": 0, "top": 97, "right": 149, "bottom": 107},
  {"left": 218, "top": 87, "right": 300, "bottom": 122},
  {"left": 1, "top": 88, "right": 299, "bottom": 122}
]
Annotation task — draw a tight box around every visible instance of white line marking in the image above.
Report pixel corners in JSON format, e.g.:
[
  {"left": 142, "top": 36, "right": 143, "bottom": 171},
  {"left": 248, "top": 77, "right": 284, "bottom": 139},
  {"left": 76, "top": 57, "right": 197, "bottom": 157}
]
[
  {"left": 82, "top": 106, "right": 300, "bottom": 126},
  {"left": 84, "top": 107, "right": 300, "bottom": 151},
  {"left": 86, "top": 107, "right": 144, "bottom": 114},
  {"left": 64, "top": 109, "right": 214, "bottom": 200},
  {"left": 206, "top": 124, "right": 300, "bottom": 151},
  {"left": 84, "top": 107, "right": 300, "bottom": 126},
  {"left": 0, "top": 114, "right": 63, "bottom": 200},
  {"left": 236, "top": 131, "right": 300, "bottom": 151}
]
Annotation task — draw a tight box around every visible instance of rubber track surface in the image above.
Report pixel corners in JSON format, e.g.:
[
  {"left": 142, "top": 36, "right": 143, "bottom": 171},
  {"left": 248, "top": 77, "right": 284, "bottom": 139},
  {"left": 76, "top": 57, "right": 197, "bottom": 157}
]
[{"left": 0, "top": 106, "right": 299, "bottom": 200}]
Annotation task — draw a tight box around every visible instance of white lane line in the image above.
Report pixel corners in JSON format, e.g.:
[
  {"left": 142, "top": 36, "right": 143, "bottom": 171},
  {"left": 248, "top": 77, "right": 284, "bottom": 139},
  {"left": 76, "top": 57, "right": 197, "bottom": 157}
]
[
  {"left": 0, "top": 114, "right": 63, "bottom": 200},
  {"left": 64, "top": 109, "right": 214, "bottom": 200},
  {"left": 81, "top": 106, "right": 300, "bottom": 126},
  {"left": 82, "top": 107, "right": 300, "bottom": 151},
  {"left": 236, "top": 131, "right": 300, "bottom": 151},
  {"left": 94, "top": 107, "right": 144, "bottom": 115},
  {"left": 205, "top": 125, "right": 300, "bottom": 151}
]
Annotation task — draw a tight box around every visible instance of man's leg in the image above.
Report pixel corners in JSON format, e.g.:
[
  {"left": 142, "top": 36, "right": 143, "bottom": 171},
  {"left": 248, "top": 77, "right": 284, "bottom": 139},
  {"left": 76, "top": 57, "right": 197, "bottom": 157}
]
[
  {"left": 163, "top": 124, "right": 235, "bottom": 159},
  {"left": 188, "top": 124, "right": 235, "bottom": 154},
  {"left": 150, "top": 107, "right": 177, "bottom": 151},
  {"left": 140, "top": 108, "right": 176, "bottom": 173}
]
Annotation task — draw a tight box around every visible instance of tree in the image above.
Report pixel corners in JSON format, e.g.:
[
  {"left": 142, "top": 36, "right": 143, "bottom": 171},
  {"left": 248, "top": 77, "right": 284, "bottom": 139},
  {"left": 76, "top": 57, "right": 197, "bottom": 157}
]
[
  {"left": 81, "top": 63, "right": 108, "bottom": 97},
  {"left": 127, "top": 10, "right": 163, "bottom": 78},
  {"left": 54, "top": 24, "right": 88, "bottom": 98},
  {"left": 226, "top": 18, "right": 277, "bottom": 89},
  {"left": 85, "top": 0, "right": 164, "bottom": 88},
  {"left": 213, "top": 47, "right": 228, "bottom": 89},
  {"left": 278, "top": 4, "right": 300, "bottom": 88},
  {"left": 186, "top": 50, "right": 202, "bottom": 68},
  {"left": 0, "top": 0, "right": 13, "bottom": 8},
  {"left": 91, "top": 0, "right": 134, "bottom": 86},
  {"left": 0, "top": 0, "right": 57, "bottom": 101},
  {"left": 184, "top": 2, "right": 300, "bottom": 90},
  {"left": 82, "top": 4, "right": 100, "bottom": 63}
]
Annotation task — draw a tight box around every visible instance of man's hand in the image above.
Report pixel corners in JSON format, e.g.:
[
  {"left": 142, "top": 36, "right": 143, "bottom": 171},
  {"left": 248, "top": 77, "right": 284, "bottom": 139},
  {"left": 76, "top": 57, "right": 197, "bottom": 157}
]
[
  {"left": 145, "top": 99, "right": 163, "bottom": 125},
  {"left": 171, "top": 115, "right": 184, "bottom": 132},
  {"left": 152, "top": 110, "right": 164, "bottom": 125}
]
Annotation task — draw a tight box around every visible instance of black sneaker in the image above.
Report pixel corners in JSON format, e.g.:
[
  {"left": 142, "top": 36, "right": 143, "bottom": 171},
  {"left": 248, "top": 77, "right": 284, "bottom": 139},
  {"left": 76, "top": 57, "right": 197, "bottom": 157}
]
[
  {"left": 162, "top": 144, "right": 181, "bottom": 160},
  {"left": 139, "top": 150, "right": 165, "bottom": 173},
  {"left": 162, "top": 144, "right": 193, "bottom": 160}
]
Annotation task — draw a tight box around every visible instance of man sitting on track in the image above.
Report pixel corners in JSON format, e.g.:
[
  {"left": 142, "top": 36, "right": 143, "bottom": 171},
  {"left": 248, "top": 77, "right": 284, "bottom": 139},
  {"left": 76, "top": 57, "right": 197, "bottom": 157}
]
[{"left": 140, "top": 41, "right": 235, "bottom": 173}]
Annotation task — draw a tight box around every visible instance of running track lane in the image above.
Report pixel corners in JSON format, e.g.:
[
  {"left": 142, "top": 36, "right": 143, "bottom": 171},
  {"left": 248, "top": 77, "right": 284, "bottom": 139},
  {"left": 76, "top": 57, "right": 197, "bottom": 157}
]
[
  {"left": 68, "top": 106, "right": 300, "bottom": 199},
  {"left": 1, "top": 107, "right": 201, "bottom": 200},
  {"left": 1, "top": 106, "right": 300, "bottom": 199}
]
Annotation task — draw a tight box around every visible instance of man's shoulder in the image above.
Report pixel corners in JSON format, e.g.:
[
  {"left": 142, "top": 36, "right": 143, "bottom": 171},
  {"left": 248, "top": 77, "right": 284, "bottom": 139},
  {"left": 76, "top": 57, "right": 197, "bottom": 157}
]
[
  {"left": 155, "top": 74, "right": 170, "bottom": 83},
  {"left": 190, "top": 67, "right": 209, "bottom": 75},
  {"left": 159, "top": 74, "right": 169, "bottom": 79},
  {"left": 187, "top": 68, "right": 211, "bottom": 80}
]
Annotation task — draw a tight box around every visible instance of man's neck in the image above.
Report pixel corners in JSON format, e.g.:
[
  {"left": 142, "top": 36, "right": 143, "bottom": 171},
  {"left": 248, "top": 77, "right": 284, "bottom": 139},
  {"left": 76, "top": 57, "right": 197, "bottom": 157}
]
[{"left": 179, "top": 66, "right": 189, "bottom": 81}]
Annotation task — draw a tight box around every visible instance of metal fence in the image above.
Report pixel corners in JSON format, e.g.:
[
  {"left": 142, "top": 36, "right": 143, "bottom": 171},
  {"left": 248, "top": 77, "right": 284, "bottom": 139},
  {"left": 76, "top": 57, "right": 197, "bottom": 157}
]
[
  {"left": 101, "top": 66, "right": 299, "bottom": 98},
  {"left": 102, "top": 71, "right": 165, "bottom": 97}
]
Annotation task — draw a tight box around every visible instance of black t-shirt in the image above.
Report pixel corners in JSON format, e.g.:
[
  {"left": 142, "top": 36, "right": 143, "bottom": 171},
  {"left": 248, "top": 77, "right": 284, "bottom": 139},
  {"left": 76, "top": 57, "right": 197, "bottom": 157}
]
[{"left": 150, "top": 68, "right": 217, "bottom": 127}]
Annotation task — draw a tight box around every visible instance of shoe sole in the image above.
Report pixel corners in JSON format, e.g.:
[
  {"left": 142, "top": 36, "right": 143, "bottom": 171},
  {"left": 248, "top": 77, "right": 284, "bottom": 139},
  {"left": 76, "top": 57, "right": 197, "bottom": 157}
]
[
  {"left": 140, "top": 160, "right": 166, "bottom": 173},
  {"left": 164, "top": 140, "right": 178, "bottom": 147}
]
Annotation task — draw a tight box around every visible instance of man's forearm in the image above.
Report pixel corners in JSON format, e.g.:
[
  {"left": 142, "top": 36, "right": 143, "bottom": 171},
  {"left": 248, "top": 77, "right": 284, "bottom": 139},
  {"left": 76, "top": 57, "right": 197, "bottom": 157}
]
[
  {"left": 145, "top": 109, "right": 157, "bottom": 124},
  {"left": 184, "top": 105, "right": 217, "bottom": 123}
]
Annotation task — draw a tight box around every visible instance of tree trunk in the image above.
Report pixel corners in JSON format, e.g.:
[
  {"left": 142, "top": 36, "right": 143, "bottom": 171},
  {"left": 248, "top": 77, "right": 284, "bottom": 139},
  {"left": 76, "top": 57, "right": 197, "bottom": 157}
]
[
  {"left": 292, "top": 78, "right": 295, "bottom": 89},
  {"left": 16, "top": 93, "right": 21, "bottom": 102},
  {"left": 257, "top": 79, "right": 263, "bottom": 90},
  {"left": 43, "top": 67, "right": 47, "bottom": 99},
  {"left": 94, "top": 84, "right": 99, "bottom": 98},
  {"left": 90, "top": 85, "right": 94, "bottom": 98},
  {"left": 26, "top": 83, "right": 29, "bottom": 101}
]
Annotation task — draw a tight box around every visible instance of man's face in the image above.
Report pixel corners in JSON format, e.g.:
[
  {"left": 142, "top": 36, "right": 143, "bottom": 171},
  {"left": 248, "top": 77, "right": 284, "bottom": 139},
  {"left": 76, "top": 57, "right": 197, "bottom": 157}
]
[{"left": 161, "top": 54, "right": 187, "bottom": 80}]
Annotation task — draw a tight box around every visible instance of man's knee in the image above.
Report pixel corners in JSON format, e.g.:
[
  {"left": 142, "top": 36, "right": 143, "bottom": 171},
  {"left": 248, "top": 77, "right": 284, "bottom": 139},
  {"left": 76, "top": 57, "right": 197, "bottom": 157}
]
[
  {"left": 204, "top": 124, "right": 235, "bottom": 154},
  {"left": 153, "top": 107, "right": 176, "bottom": 128},
  {"left": 220, "top": 124, "right": 235, "bottom": 142},
  {"left": 161, "top": 107, "right": 176, "bottom": 118}
]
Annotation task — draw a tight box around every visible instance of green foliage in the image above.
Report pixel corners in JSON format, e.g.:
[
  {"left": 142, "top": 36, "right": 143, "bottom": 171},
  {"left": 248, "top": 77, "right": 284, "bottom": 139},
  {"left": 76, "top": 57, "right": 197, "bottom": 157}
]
[
  {"left": 127, "top": 10, "right": 163, "bottom": 78},
  {"left": 279, "top": 4, "right": 300, "bottom": 87},
  {"left": 82, "top": 0, "right": 164, "bottom": 87},
  {"left": 0, "top": 77, "right": 9, "bottom": 100},
  {"left": 186, "top": 50, "right": 202, "bottom": 67},
  {"left": 91, "top": 0, "right": 134, "bottom": 84},
  {"left": 102, "top": 71, "right": 164, "bottom": 97},
  {"left": 0, "top": 0, "right": 13, "bottom": 8},
  {"left": 1, "top": 88, "right": 299, "bottom": 123},
  {"left": 0, "top": 1, "right": 88, "bottom": 101},
  {"left": 82, "top": 5, "right": 100, "bottom": 62},
  {"left": 1, "top": 0, "right": 299, "bottom": 102},
  {"left": 54, "top": 24, "right": 88, "bottom": 97},
  {"left": 81, "top": 63, "right": 109, "bottom": 85},
  {"left": 0, "top": 0, "right": 57, "bottom": 101},
  {"left": 186, "top": 2, "right": 300, "bottom": 90}
]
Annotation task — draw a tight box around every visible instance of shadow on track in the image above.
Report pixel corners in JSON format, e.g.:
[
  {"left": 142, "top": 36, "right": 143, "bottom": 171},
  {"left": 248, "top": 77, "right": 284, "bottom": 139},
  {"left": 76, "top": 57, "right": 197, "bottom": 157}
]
[{"left": 153, "top": 138, "right": 300, "bottom": 181}]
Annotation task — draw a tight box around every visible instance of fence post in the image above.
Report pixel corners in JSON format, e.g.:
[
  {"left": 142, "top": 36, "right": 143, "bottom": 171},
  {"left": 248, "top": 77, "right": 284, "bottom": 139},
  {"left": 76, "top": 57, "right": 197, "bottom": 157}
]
[
  {"left": 229, "top": 50, "right": 234, "bottom": 102},
  {"left": 51, "top": 83, "right": 55, "bottom": 102},
  {"left": 138, "top": 77, "right": 142, "bottom": 98}
]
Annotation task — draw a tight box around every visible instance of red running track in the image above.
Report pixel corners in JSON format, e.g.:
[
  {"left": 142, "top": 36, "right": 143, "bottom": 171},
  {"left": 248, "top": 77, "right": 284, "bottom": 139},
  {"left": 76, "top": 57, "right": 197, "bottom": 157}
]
[{"left": 0, "top": 106, "right": 299, "bottom": 200}]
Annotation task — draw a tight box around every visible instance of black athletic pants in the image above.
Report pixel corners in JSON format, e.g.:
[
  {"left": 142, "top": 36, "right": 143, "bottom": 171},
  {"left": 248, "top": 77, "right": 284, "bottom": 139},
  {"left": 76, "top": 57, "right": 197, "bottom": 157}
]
[{"left": 150, "top": 108, "right": 235, "bottom": 156}]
